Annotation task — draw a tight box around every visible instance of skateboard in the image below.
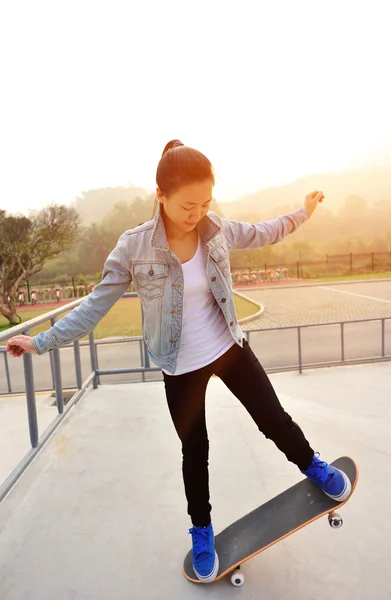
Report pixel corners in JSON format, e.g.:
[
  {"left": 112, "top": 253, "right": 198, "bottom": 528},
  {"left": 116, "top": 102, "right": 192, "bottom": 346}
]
[{"left": 183, "top": 456, "right": 358, "bottom": 586}]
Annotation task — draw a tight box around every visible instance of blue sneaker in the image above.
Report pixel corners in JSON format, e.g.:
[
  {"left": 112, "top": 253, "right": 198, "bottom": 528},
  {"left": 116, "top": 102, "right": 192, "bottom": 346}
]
[
  {"left": 301, "top": 453, "right": 351, "bottom": 501},
  {"left": 188, "top": 523, "right": 219, "bottom": 583}
]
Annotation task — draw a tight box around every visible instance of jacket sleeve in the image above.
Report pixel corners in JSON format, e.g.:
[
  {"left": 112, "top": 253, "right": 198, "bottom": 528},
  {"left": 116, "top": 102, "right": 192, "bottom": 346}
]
[
  {"left": 221, "top": 207, "right": 310, "bottom": 250},
  {"left": 32, "top": 232, "right": 132, "bottom": 354}
]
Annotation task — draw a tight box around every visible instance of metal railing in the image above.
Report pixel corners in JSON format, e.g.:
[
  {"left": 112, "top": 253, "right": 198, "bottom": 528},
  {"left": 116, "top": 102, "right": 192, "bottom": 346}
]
[
  {"left": 245, "top": 316, "right": 391, "bottom": 373},
  {"left": 0, "top": 294, "right": 390, "bottom": 502},
  {"left": 0, "top": 292, "right": 159, "bottom": 503}
]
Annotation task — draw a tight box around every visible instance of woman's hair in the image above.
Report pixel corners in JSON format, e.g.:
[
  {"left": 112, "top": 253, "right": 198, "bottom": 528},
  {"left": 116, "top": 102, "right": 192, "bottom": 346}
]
[{"left": 152, "top": 139, "right": 215, "bottom": 216}]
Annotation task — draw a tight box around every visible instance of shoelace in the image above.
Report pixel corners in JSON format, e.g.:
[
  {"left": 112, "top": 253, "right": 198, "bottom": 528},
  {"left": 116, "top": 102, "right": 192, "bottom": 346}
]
[
  {"left": 310, "top": 452, "right": 334, "bottom": 484},
  {"left": 189, "top": 527, "right": 210, "bottom": 558}
]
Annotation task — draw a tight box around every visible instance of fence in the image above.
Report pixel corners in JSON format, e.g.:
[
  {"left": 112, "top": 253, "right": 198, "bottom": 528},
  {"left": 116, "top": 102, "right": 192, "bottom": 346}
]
[
  {"left": 5, "top": 278, "right": 95, "bottom": 305},
  {"left": 301, "top": 250, "right": 391, "bottom": 278},
  {"left": 232, "top": 250, "right": 391, "bottom": 282},
  {"left": 5, "top": 279, "right": 137, "bottom": 306}
]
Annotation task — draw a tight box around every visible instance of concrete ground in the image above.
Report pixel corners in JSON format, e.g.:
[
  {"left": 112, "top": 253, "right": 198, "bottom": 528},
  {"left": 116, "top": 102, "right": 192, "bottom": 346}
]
[{"left": 0, "top": 361, "right": 390, "bottom": 600}]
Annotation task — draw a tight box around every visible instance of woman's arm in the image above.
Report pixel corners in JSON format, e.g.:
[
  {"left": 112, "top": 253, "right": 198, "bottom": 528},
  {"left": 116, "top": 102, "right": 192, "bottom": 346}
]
[
  {"left": 222, "top": 191, "right": 324, "bottom": 250},
  {"left": 6, "top": 232, "right": 132, "bottom": 357}
]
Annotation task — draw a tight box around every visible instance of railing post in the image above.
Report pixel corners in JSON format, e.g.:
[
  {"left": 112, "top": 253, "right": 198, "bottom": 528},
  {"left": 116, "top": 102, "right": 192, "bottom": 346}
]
[
  {"left": 341, "top": 322, "right": 345, "bottom": 362},
  {"left": 51, "top": 348, "right": 64, "bottom": 413},
  {"left": 89, "top": 331, "right": 98, "bottom": 389},
  {"left": 3, "top": 351, "right": 12, "bottom": 393},
  {"left": 49, "top": 350, "right": 56, "bottom": 390},
  {"left": 143, "top": 340, "right": 150, "bottom": 369},
  {"left": 51, "top": 318, "right": 64, "bottom": 414},
  {"left": 73, "top": 340, "right": 83, "bottom": 389},
  {"left": 381, "top": 319, "right": 385, "bottom": 357},
  {"left": 297, "top": 327, "right": 303, "bottom": 373},
  {"left": 94, "top": 341, "right": 101, "bottom": 385},
  {"left": 22, "top": 333, "right": 39, "bottom": 448},
  {"left": 139, "top": 340, "right": 146, "bottom": 382},
  {"left": 141, "top": 308, "right": 150, "bottom": 369}
]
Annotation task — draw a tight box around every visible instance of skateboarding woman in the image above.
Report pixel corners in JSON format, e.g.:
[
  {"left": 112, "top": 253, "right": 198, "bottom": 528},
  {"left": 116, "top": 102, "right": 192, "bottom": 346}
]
[{"left": 6, "top": 140, "right": 351, "bottom": 583}]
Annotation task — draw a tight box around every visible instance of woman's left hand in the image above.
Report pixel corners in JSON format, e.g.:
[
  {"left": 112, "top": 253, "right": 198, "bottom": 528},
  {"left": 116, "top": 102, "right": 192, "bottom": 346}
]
[{"left": 304, "top": 190, "right": 325, "bottom": 217}]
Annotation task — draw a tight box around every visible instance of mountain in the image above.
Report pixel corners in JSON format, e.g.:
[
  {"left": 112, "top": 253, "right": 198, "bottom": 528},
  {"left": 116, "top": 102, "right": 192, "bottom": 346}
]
[
  {"left": 71, "top": 185, "right": 150, "bottom": 225},
  {"left": 218, "top": 164, "right": 391, "bottom": 220}
]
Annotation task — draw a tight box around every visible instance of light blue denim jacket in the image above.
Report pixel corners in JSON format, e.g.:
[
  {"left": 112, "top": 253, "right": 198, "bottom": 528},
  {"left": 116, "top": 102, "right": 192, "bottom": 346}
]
[{"left": 33, "top": 203, "right": 309, "bottom": 374}]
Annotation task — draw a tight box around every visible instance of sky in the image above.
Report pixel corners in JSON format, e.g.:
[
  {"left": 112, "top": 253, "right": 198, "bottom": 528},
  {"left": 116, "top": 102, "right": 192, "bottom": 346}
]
[{"left": 1, "top": 0, "right": 390, "bottom": 215}]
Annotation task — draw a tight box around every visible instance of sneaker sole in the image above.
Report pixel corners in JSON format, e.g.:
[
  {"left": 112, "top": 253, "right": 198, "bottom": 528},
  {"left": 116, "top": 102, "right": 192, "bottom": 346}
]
[
  {"left": 325, "top": 470, "right": 352, "bottom": 502},
  {"left": 193, "top": 551, "right": 219, "bottom": 584}
]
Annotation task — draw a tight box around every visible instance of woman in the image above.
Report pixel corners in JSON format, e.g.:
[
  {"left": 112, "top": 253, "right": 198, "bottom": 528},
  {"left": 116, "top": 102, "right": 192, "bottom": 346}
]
[{"left": 6, "top": 140, "right": 351, "bottom": 583}]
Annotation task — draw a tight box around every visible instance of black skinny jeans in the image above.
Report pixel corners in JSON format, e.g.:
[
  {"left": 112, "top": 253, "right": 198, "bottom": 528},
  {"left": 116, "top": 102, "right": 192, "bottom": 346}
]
[{"left": 163, "top": 340, "right": 314, "bottom": 527}]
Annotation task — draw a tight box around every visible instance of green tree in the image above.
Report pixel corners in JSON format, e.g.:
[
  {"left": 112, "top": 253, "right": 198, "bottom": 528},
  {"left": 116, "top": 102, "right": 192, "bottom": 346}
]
[{"left": 0, "top": 205, "right": 79, "bottom": 324}]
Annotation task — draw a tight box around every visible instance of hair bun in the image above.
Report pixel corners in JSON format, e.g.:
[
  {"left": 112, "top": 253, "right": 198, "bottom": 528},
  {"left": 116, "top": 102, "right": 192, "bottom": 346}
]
[{"left": 162, "top": 139, "right": 184, "bottom": 156}]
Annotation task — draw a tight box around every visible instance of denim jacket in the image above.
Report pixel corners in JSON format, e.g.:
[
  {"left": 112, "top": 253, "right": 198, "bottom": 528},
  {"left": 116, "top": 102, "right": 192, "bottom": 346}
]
[{"left": 33, "top": 202, "right": 309, "bottom": 374}]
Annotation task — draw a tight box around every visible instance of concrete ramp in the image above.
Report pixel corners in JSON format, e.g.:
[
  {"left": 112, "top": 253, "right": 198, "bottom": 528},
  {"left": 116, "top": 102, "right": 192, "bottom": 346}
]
[{"left": 0, "top": 362, "right": 390, "bottom": 599}]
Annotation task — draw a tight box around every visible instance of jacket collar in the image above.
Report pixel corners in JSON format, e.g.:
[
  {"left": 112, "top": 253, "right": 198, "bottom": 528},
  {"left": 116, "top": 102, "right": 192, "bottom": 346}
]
[{"left": 150, "top": 201, "right": 222, "bottom": 250}]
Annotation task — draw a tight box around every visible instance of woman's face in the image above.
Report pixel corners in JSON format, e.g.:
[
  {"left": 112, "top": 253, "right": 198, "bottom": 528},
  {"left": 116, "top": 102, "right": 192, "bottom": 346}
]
[{"left": 157, "top": 180, "right": 213, "bottom": 234}]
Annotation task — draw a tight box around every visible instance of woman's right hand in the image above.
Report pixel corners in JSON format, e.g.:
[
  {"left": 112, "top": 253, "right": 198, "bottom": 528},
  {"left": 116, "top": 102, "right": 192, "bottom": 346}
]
[
  {"left": 6, "top": 335, "right": 37, "bottom": 358},
  {"left": 304, "top": 190, "right": 324, "bottom": 217}
]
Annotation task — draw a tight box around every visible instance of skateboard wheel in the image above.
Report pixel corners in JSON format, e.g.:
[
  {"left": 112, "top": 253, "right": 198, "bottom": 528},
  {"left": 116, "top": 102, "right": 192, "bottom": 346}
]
[
  {"left": 328, "top": 512, "right": 343, "bottom": 529},
  {"left": 231, "top": 568, "right": 244, "bottom": 587}
]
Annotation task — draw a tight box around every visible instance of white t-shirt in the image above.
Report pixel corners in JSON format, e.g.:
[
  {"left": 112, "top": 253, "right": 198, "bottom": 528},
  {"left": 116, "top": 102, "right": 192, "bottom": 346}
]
[{"left": 163, "top": 236, "right": 234, "bottom": 376}]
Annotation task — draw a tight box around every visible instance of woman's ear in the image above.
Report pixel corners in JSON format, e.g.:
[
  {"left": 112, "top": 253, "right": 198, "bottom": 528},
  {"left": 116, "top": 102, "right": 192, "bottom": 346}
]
[{"left": 156, "top": 187, "right": 165, "bottom": 204}]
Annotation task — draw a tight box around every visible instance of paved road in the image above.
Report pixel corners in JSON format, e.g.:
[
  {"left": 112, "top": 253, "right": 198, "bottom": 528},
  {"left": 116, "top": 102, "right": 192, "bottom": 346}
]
[
  {"left": 241, "top": 280, "right": 391, "bottom": 328},
  {"left": 1, "top": 281, "right": 390, "bottom": 394},
  {"left": 241, "top": 280, "right": 391, "bottom": 369}
]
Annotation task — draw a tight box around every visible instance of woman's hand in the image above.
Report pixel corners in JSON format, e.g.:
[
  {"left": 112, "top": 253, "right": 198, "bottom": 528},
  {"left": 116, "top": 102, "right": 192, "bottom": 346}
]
[
  {"left": 6, "top": 335, "right": 36, "bottom": 358},
  {"left": 305, "top": 190, "right": 325, "bottom": 217}
]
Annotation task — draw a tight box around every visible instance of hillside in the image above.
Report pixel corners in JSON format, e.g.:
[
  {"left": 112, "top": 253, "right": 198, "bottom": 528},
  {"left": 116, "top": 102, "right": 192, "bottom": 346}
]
[
  {"left": 218, "top": 164, "right": 391, "bottom": 220},
  {"left": 71, "top": 185, "right": 150, "bottom": 225}
]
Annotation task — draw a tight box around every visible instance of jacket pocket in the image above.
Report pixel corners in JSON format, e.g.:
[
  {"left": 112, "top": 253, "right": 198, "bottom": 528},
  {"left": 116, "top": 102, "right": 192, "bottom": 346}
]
[
  {"left": 133, "top": 262, "right": 168, "bottom": 300},
  {"left": 209, "top": 242, "right": 231, "bottom": 278}
]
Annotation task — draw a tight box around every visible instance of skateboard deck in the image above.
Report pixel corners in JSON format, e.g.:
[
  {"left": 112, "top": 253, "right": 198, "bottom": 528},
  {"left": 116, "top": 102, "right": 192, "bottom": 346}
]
[{"left": 183, "top": 456, "right": 358, "bottom": 586}]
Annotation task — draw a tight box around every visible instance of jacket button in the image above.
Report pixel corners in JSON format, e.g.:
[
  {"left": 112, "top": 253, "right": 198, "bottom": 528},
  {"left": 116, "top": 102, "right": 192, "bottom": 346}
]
[
  {"left": 211, "top": 276, "right": 216, "bottom": 282},
  {"left": 230, "top": 321, "right": 234, "bottom": 326},
  {"left": 221, "top": 298, "right": 226, "bottom": 303}
]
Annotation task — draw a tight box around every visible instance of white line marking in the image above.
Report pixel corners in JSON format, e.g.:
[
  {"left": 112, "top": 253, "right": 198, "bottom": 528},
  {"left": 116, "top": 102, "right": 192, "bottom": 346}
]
[{"left": 321, "top": 286, "right": 391, "bottom": 304}]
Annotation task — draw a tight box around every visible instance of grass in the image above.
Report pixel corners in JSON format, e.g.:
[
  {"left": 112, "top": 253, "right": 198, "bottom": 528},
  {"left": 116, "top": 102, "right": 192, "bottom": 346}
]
[{"left": 0, "top": 292, "right": 259, "bottom": 340}]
